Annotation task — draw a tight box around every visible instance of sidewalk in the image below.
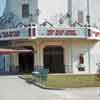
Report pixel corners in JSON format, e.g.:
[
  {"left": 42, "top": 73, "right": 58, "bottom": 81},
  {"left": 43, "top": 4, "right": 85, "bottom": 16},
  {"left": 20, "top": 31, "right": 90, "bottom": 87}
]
[{"left": 49, "top": 87, "right": 100, "bottom": 100}]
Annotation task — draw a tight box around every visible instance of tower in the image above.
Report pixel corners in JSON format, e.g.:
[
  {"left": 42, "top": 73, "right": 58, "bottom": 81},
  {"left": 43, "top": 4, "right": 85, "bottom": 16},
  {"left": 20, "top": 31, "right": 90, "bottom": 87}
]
[
  {"left": 77, "top": 10, "right": 84, "bottom": 24},
  {"left": 67, "top": 0, "right": 72, "bottom": 25},
  {"left": 4, "top": 0, "right": 38, "bottom": 25}
]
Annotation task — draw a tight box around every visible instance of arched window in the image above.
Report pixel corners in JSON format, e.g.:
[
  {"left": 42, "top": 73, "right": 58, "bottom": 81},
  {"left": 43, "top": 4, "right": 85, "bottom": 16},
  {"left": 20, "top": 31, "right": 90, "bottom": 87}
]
[{"left": 22, "top": 3, "right": 29, "bottom": 18}]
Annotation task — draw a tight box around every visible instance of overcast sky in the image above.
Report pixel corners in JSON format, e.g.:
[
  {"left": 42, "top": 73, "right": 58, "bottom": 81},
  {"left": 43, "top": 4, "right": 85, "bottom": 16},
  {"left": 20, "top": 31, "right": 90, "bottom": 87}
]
[
  {"left": 39, "top": 0, "right": 100, "bottom": 27},
  {"left": 0, "top": 0, "right": 6, "bottom": 16}
]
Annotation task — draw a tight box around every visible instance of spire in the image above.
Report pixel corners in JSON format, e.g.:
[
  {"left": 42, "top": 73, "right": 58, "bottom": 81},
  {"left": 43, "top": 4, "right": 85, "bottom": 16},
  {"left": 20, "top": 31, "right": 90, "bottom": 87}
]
[
  {"left": 67, "top": 0, "right": 72, "bottom": 25},
  {"left": 86, "top": 0, "right": 90, "bottom": 26},
  {"left": 3, "top": 0, "right": 10, "bottom": 14},
  {"left": 86, "top": 0, "right": 91, "bottom": 36},
  {"left": 0, "top": 0, "right": 7, "bottom": 16}
]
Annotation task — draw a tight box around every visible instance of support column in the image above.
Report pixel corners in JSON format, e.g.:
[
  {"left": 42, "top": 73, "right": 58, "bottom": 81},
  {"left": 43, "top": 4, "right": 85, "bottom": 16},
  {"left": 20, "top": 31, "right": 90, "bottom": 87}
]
[
  {"left": 88, "top": 41, "right": 91, "bottom": 73},
  {"left": 34, "top": 41, "right": 43, "bottom": 70},
  {"left": 70, "top": 39, "right": 73, "bottom": 73}
]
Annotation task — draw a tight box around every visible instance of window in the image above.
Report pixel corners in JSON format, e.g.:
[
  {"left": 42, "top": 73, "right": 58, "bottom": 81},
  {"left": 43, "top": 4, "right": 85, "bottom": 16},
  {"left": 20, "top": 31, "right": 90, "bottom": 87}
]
[
  {"left": 78, "top": 53, "right": 85, "bottom": 71},
  {"left": 79, "top": 53, "right": 84, "bottom": 64},
  {"left": 22, "top": 4, "right": 29, "bottom": 18}
]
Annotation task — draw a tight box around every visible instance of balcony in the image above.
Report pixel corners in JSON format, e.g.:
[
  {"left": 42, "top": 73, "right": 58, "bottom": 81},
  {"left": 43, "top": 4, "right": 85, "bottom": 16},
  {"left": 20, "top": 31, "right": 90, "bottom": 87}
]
[
  {"left": 0, "top": 25, "right": 100, "bottom": 41},
  {"left": 37, "top": 26, "right": 88, "bottom": 37},
  {"left": 36, "top": 26, "right": 100, "bottom": 40},
  {"left": 0, "top": 27, "right": 34, "bottom": 41}
]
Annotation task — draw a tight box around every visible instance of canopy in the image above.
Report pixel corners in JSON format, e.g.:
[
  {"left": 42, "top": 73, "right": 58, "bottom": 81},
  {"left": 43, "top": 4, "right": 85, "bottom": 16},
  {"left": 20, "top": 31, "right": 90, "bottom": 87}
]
[{"left": 0, "top": 48, "right": 32, "bottom": 54}]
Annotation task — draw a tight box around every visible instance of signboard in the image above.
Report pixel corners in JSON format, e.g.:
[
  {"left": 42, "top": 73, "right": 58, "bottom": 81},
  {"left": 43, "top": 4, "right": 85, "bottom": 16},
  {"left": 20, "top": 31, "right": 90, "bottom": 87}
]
[
  {"left": 0, "top": 27, "right": 30, "bottom": 39},
  {"left": 47, "top": 29, "right": 77, "bottom": 35},
  {"left": 0, "top": 31, "right": 20, "bottom": 38}
]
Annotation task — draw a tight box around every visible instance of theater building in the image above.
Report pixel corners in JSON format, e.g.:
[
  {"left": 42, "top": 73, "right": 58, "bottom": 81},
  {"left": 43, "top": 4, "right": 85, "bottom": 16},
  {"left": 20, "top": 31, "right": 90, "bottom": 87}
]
[{"left": 0, "top": 0, "right": 100, "bottom": 74}]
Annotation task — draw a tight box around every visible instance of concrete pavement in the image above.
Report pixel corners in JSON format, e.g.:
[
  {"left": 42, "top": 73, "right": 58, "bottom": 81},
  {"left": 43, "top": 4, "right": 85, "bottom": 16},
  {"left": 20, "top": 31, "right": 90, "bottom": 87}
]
[
  {"left": 0, "top": 75, "right": 62, "bottom": 100},
  {"left": 0, "top": 75, "right": 100, "bottom": 100}
]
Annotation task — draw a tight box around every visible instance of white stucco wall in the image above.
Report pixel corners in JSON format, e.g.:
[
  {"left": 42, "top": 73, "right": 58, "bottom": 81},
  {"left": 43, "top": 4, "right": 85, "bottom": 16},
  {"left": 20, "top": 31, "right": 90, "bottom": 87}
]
[
  {"left": 35, "top": 39, "right": 100, "bottom": 74},
  {"left": 10, "top": 39, "right": 100, "bottom": 74},
  {"left": 68, "top": 40, "right": 100, "bottom": 74},
  {"left": 71, "top": 40, "right": 89, "bottom": 74},
  {"left": 89, "top": 41, "right": 100, "bottom": 73}
]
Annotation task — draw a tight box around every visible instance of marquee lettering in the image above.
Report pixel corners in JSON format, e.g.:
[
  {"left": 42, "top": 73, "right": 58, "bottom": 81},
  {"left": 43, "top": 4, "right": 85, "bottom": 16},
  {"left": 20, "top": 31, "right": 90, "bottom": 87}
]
[
  {"left": 47, "top": 29, "right": 77, "bottom": 35},
  {"left": 0, "top": 31, "right": 20, "bottom": 38}
]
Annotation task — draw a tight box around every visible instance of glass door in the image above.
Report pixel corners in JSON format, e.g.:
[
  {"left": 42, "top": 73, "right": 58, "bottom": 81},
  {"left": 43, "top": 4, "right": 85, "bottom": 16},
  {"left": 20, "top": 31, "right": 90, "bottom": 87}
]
[{"left": 0, "top": 55, "right": 5, "bottom": 72}]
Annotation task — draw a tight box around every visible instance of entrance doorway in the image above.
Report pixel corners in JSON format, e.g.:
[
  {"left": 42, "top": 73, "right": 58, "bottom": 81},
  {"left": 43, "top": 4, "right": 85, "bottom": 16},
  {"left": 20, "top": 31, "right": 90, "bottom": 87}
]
[
  {"left": 0, "top": 55, "right": 10, "bottom": 73},
  {"left": 44, "top": 46, "right": 65, "bottom": 73},
  {"left": 19, "top": 46, "right": 34, "bottom": 73}
]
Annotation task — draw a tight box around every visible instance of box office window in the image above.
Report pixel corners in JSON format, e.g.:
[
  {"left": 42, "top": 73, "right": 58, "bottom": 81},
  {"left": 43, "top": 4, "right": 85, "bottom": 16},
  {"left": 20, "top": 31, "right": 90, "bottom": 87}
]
[{"left": 79, "top": 53, "right": 84, "bottom": 64}]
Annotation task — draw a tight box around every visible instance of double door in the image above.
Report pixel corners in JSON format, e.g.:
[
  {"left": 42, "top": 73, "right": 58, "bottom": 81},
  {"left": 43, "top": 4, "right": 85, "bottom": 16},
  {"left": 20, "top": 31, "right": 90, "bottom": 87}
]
[{"left": 44, "top": 46, "right": 65, "bottom": 73}]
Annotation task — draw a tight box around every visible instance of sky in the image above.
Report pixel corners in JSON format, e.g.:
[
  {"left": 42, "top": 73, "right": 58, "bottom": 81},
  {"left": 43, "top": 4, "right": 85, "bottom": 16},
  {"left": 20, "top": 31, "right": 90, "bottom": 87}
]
[
  {"left": 39, "top": 0, "right": 67, "bottom": 23},
  {"left": 0, "top": 0, "right": 6, "bottom": 17},
  {"left": 39, "top": 0, "right": 100, "bottom": 27}
]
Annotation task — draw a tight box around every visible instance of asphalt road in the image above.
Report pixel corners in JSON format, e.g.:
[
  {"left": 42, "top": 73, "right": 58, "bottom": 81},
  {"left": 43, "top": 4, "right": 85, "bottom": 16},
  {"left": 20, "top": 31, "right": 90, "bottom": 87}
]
[{"left": 0, "top": 75, "right": 100, "bottom": 100}]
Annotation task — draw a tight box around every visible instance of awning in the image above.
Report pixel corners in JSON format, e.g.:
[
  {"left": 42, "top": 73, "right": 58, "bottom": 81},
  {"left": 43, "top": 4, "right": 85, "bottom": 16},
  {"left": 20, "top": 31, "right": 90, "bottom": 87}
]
[{"left": 0, "top": 48, "right": 32, "bottom": 54}]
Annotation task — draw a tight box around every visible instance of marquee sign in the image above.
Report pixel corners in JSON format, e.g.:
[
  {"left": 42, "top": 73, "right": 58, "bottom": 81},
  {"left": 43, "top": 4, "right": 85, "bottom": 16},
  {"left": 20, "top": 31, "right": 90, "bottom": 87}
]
[
  {"left": 0, "top": 31, "right": 20, "bottom": 38},
  {"left": 0, "top": 28, "right": 30, "bottom": 39},
  {"left": 47, "top": 29, "right": 77, "bottom": 35},
  {"left": 0, "top": 27, "right": 36, "bottom": 39}
]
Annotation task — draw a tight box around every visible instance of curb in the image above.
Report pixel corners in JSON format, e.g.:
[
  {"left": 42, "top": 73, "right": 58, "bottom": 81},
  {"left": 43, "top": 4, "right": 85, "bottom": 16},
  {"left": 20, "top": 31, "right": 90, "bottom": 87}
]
[
  {"left": 18, "top": 75, "right": 100, "bottom": 90},
  {"left": 18, "top": 75, "right": 64, "bottom": 90}
]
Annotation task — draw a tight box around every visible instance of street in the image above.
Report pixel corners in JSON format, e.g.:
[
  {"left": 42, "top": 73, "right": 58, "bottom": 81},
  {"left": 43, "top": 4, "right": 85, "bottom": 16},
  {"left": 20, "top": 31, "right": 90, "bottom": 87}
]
[{"left": 0, "top": 75, "right": 100, "bottom": 100}]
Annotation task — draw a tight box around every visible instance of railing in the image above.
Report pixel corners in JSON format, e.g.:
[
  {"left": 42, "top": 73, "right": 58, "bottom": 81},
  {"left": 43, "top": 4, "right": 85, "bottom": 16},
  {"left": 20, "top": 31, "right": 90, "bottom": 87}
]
[
  {"left": 0, "top": 25, "right": 100, "bottom": 40},
  {"left": 36, "top": 27, "right": 88, "bottom": 37},
  {"left": 0, "top": 26, "right": 36, "bottom": 39}
]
